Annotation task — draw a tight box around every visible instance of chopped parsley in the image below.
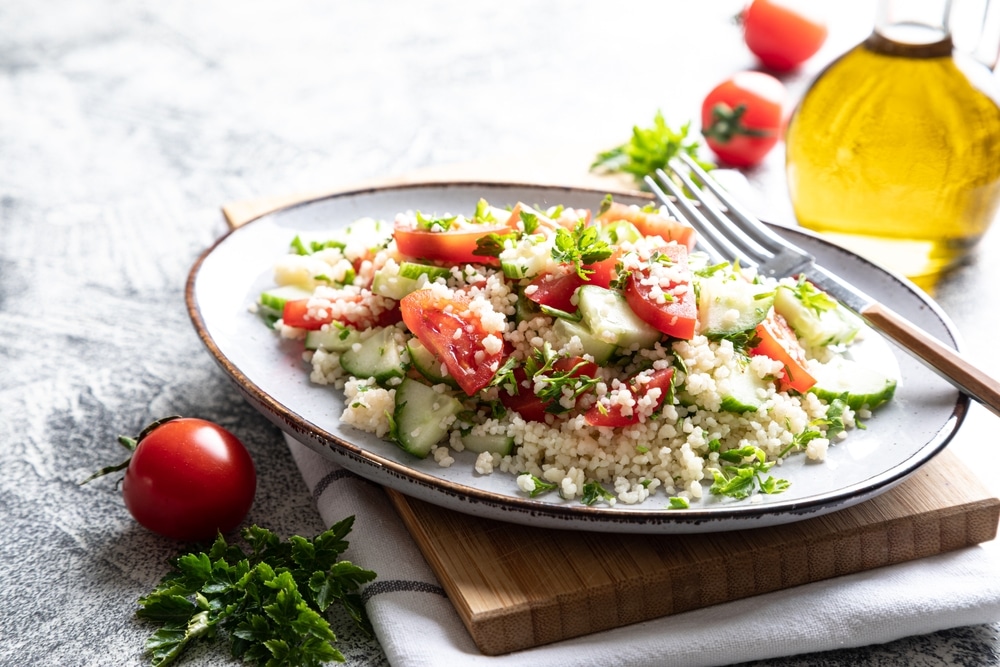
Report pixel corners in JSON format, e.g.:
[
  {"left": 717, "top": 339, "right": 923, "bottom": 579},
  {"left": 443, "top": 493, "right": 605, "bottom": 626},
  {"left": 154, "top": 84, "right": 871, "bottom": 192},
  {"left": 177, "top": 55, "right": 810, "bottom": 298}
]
[
  {"left": 710, "top": 445, "right": 790, "bottom": 499},
  {"left": 552, "top": 222, "right": 613, "bottom": 279},
  {"left": 581, "top": 481, "right": 615, "bottom": 506},
  {"left": 136, "top": 522, "right": 375, "bottom": 667},
  {"left": 591, "top": 111, "right": 710, "bottom": 187}
]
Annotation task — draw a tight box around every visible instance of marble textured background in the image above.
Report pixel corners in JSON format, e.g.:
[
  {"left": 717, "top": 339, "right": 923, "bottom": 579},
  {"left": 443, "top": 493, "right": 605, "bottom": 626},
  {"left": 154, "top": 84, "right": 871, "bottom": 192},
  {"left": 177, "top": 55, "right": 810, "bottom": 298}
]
[{"left": 2, "top": 0, "right": 998, "bottom": 665}]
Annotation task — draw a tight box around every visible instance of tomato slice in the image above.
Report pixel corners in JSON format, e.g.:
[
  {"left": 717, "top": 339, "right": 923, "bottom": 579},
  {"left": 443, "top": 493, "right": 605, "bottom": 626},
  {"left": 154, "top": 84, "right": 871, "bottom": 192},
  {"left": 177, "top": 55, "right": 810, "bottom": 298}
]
[
  {"left": 400, "top": 289, "right": 506, "bottom": 396},
  {"left": 623, "top": 245, "right": 697, "bottom": 340},
  {"left": 751, "top": 309, "right": 816, "bottom": 393},
  {"left": 526, "top": 270, "right": 586, "bottom": 312},
  {"left": 585, "top": 367, "right": 675, "bottom": 427},
  {"left": 393, "top": 224, "right": 508, "bottom": 266},
  {"left": 499, "top": 357, "right": 599, "bottom": 422},
  {"left": 281, "top": 299, "right": 331, "bottom": 330},
  {"left": 597, "top": 201, "right": 697, "bottom": 251}
]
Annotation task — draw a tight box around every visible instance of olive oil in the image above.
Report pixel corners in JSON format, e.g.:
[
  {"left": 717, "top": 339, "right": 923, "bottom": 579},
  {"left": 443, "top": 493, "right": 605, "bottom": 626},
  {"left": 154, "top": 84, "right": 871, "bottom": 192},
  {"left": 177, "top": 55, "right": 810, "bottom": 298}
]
[{"left": 785, "top": 31, "right": 1000, "bottom": 290}]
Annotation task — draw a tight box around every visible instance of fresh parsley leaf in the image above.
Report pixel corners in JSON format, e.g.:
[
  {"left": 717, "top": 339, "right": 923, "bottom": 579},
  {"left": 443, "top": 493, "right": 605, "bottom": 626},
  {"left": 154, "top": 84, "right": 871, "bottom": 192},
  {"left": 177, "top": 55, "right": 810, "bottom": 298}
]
[
  {"left": 591, "top": 111, "right": 711, "bottom": 187},
  {"left": 415, "top": 211, "right": 457, "bottom": 232},
  {"left": 581, "top": 481, "right": 615, "bottom": 506},
  {"left": 551, "top": 222, "right": 613, "bottom": 279},
  {"left": 136, "top": 521, "right": 375, "bottom": 667},
  {"left": 709, "top": 445, "right": 789, "bottom": 500},
  {"left": 473, "top": 231, "right": 520, "bottom": 258},
  {"left": 668, "top": 496, "right": 690, "bottom": 509},
  {"left": 518, "top": 472, "right": 558, "bottom": 497}
]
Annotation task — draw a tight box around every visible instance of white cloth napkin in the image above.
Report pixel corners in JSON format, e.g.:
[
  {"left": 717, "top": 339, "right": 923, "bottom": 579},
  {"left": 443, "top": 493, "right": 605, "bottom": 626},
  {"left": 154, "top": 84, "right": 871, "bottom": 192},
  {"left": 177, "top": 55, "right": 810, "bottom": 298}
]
[{"left": 286, "top": 434, "right": 1000, "bottom": 667}]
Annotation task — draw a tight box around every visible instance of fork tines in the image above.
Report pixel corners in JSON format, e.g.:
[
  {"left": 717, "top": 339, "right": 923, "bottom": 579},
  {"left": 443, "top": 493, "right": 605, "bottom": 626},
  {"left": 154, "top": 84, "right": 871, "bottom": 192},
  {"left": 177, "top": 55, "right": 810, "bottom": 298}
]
[{"left": 645, "top": 155, "right": 814, "bottom": 279}]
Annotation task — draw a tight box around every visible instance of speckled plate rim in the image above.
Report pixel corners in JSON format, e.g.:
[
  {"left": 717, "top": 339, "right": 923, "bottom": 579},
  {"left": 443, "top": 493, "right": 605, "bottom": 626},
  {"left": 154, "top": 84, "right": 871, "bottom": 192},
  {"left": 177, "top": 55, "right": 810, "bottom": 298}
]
[{"left": 186, "top": 181, "right": 970, "bottom": 534}]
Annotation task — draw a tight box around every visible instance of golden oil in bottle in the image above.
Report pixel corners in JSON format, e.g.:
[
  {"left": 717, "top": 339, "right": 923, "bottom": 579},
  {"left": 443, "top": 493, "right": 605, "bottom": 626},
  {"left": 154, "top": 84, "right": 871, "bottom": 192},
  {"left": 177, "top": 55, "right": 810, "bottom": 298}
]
[{"left": 785, "top": 30, "right": 1000, "bottom": 290}]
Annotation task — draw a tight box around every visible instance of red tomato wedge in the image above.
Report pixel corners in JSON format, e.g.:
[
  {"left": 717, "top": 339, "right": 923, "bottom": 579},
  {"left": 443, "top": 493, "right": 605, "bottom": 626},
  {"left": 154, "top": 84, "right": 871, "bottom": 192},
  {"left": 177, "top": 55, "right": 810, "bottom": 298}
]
[
  {"left": 499, "top": 357, "right": 599, "bottom": 422},
  {"left": 585, "top": 367, "right": 675, "bottom": 427},
  {"left": 751, "top": 310, "right": 816, "bottom": 393},
  {"left": 281, "top": 299, "right": 331, "bottom": 330},
  {"left": 526, "top": 270, "right": 585, "bottom": 312},
  {"left": 393, "top": 225, "right": 509, "bottom": 266},
  {"left": 597, "top": 201, "right": 696, "bottom": 251},
  {"left": 623, "top": 245, "right": 697, "bottom": 340},
  {"left": 526, "top": 251, "right": 620, "bottom": 312},
  {"left": 400, "top": 289, "right": 506, "bottom": 396}
]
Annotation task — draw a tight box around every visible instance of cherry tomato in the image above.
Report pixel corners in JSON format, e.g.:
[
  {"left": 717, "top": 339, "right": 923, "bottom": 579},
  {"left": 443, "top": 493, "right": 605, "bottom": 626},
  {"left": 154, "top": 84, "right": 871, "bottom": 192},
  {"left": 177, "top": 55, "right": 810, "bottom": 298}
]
[
  {"left": 743, "top": 0, "right": 828, "bottom": 72},
  {"left": 400, "top": 289, "right": 507, "bottom": 396},
  {"left": 751, "top": 310, "right": 816, "bottom": 393},
  {"left": 585, "top": 367, "right": 675, "bottom": 427},
  {"left": 597, "top": 201, "right": 697, "bottom": 251},
  {"left": 701, "top": 71, "right": 788, "bottom": 167},
  {"left": 111, "top": 417, "right": 257, "bottom": 542},
  {"left": 622, "top": 244, "right": 697, "bottom": 340}
]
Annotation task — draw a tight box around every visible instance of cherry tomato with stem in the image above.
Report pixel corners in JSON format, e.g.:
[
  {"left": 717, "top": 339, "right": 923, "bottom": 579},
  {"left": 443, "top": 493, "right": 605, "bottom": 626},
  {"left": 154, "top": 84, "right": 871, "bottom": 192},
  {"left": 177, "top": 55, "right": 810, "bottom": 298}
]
[
  {"left": 82, "top": 416, "right": 257, "bottom": 542},
  {"left": 742, "top": 0, "right": 828, "bottom": 72},
  {"left": 701, "top": 71, "right": 788, "bottom": 167}
]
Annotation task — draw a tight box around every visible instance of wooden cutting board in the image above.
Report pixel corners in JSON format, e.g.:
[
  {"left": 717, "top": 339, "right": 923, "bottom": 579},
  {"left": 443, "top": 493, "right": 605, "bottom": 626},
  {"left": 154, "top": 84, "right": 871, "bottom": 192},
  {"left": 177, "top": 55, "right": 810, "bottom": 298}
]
[
  {"left": 386, "top": 449, "right": 999, "bottom": 655},
  {"left": 223, "top": 164, "right": 1000, "bottom": 657}
]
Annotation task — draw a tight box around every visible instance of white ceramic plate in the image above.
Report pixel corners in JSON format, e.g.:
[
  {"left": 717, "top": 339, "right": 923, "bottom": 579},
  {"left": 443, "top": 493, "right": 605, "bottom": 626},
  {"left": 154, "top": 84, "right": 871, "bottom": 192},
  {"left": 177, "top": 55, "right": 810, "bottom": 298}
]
[{"left": 187, "top": 182, "right": 969, "bottom": 533}]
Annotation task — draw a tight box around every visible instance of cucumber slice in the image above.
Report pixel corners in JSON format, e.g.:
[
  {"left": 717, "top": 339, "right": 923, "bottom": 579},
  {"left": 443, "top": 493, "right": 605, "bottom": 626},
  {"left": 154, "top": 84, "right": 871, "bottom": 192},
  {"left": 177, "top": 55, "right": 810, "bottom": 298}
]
[
  {"left": 372, "top": 261, "right": 450, "bottom": 300},
  {"left": 718, "top": 363, "right": 771, "bottom": 413},
  {"left": 304, "top": 324, "right": 363, "bottom": 352},
  {"left": 697, "top": 273, "right": 773, "bottom": 337},
  {"left": 773, "top": 284, "right": 862, "bottom": 348},
  {"left": 460, "top": 433, "right": 515, "bottom": 456},
  {"left": 392, "top": 378, "right": 463, "bottom": 457},
  {"left": 339, "top": 327, "right": 405, "bottom": 384},
  {"left": 598, "top": 219, "right": 643, "bottom": 244},
  {"left": 552, "top": 317, "right": 617, "bottom": 364},
  {"left": 406, "top": 337, "right": 457, "bottom": 388},
  {"left": 809, "top": 355, "right": 897, "bottom": 410},
  {"left": 576, "top": 285, "right": 662, "bottom": 349},
  {"left": 259, "top": 285, "right": 313, "bottom": 311}
]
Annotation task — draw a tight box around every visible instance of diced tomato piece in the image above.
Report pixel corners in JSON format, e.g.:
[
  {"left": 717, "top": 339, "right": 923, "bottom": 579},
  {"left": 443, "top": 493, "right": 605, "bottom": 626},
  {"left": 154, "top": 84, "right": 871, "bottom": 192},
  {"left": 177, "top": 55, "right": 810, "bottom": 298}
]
[
  {"left": 393, "top": 224, "right": 509, "bottom": 266},
  {"left": 598, "top": 201, "right": 697, "bottom": 251},
  {"left": 585, "top": 249, "right": 620, "bottom": 289},
  {"left": 498, "top": 367, "right": 550, "bottom": 422},
  {"left": 281, "top": 299, "right": 332, "bottom": 330},
  {"left": 623, "top": 245, "right": 697, "bottom": 340},
  {"left": 751, "top": 310, "right": 816, "bottom": 393},
  {"left": 526, "top": 249, "right": 620, "bottom": 312},
  {"left": 585, "top": 367, "right": 675, "bottom": 427},
  {"left": 526, "top": 270, "right": 585, "bottom": 312},
  {"left": 399, "top": 290, "right": 506, "bottom": 396},
  {"left": 498, "top": 357, "right": 600, "bottom": 422}
]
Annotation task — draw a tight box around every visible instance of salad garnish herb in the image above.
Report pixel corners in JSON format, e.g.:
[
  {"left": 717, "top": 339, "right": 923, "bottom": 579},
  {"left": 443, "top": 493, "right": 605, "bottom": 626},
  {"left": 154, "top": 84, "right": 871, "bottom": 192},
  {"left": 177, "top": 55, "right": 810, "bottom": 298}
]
[
  {"left": 137, "top": 521, "right": 376, "bottom": 667},
  {"left": 552, "top": 222, "right": 613, "bottom": 279},
  {"left": 591, "top": 110, "right": 711, "bottom": 187},
  {"left": 518, "top": 472, "right": 558, "bottom": 498},
  {"left": 581, "top": 481, "right": 615, "bottom": 506},
  {"left": 710, "top": 445, "right": 790, "bottom": 499}
]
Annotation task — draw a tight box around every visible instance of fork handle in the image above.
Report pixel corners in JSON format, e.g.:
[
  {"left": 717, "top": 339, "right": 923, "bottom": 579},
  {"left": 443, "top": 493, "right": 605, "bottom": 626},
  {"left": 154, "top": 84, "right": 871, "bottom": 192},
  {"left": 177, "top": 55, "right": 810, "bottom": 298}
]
[{"left": 861, "top": 302, "right": 1000, "bottom": 418}]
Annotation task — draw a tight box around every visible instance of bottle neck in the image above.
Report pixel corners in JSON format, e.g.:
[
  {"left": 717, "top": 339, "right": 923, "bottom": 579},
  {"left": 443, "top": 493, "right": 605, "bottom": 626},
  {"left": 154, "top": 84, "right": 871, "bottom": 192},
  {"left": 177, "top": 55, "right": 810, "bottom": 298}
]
[{"left": 869, "top": 0, "right": 954, "bottom": 57}]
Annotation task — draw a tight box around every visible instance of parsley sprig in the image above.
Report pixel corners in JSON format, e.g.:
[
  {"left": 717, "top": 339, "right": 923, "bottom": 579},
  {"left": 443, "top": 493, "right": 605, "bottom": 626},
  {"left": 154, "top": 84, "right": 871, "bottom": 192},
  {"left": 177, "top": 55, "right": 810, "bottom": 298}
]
[
  {"left": 137, "top": 521, "right": 376, "bottom": 667},
  {"left": 552, "top": 222, "right": 613, "bottom": 279},
  {"left": 591, "top": 110, "right": 710, "bottom": 187},
  {"left": 708, "top": 444, "right": 790, "bottom": 499}
]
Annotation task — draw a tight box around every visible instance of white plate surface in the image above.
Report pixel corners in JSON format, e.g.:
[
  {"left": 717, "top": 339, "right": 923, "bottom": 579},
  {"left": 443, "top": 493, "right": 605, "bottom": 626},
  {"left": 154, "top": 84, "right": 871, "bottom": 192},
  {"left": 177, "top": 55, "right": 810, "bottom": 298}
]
[{"left": 187, "top": 182, "right": 968, "bottom": 533}]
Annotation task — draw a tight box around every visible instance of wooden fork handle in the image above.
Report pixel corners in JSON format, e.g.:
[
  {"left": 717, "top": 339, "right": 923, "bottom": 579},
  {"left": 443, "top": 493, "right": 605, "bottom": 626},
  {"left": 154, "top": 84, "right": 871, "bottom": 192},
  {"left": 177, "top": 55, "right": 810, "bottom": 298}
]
[{"left": 861, "top": 302, "right": 1000, "bottom": 418}]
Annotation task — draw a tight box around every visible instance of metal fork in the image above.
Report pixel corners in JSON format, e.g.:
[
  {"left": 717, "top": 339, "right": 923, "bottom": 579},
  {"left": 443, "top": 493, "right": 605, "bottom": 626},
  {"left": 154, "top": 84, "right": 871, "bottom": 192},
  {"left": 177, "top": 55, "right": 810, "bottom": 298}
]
[{"left": 646, "top": 152, "right": 1000, "bottom": 419}]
